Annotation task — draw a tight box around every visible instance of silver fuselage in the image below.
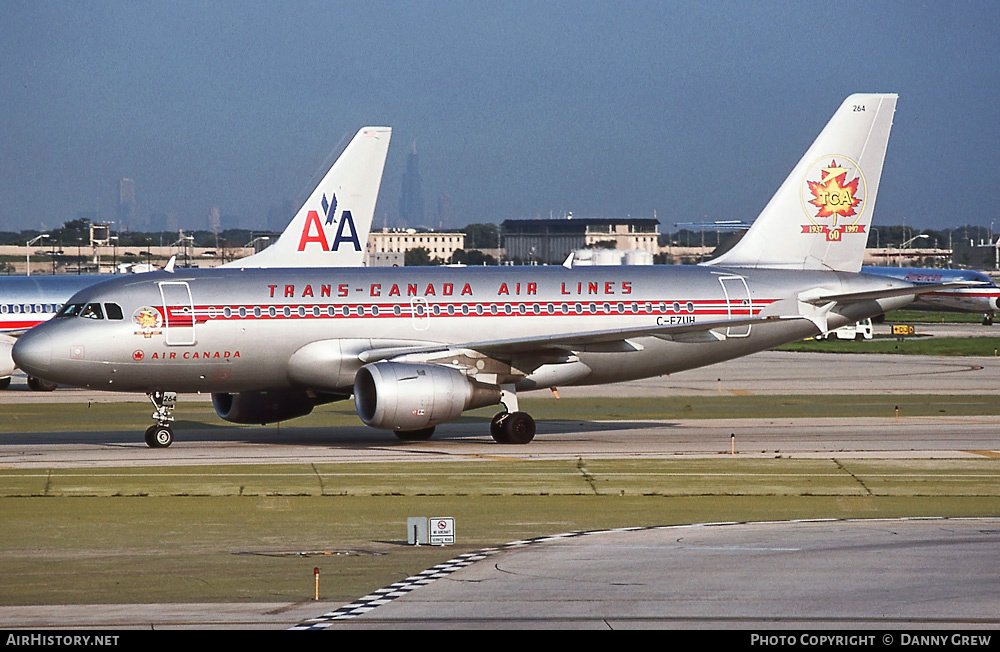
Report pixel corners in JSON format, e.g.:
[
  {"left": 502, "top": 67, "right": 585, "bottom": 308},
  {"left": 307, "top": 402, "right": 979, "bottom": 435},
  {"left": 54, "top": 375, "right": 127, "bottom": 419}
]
[{"left": 14, "top": 264, "right": 916, "bottom": 395}]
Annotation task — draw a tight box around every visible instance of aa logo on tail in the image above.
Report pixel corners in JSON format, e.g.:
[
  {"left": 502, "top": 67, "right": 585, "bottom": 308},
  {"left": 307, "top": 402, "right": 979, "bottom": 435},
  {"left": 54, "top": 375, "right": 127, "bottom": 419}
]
[
  {"left": 799, "top": 156, "right": 867, "bottom": 242},
  {"left": 296, "top": 193, "right": 361, "bottom": 252}
]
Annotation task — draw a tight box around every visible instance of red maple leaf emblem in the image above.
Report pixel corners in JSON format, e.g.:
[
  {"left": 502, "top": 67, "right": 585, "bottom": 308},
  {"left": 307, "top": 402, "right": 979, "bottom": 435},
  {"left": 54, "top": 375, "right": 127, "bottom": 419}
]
[{"left": 807, "top": 160, "right": 861, "bottom": 222}]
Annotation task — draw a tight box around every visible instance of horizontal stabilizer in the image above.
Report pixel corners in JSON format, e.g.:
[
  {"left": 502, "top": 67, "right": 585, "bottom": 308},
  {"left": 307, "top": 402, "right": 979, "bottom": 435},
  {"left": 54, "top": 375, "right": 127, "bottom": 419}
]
[{"left": 799, "top": 281, "right": 985, "bottom": 306}]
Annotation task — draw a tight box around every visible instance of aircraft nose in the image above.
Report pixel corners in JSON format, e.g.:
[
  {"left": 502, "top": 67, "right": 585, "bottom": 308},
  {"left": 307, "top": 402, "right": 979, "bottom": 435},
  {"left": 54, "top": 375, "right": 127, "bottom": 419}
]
[{"left": 12, "top": 329, "right": 52, "bottom": 376}]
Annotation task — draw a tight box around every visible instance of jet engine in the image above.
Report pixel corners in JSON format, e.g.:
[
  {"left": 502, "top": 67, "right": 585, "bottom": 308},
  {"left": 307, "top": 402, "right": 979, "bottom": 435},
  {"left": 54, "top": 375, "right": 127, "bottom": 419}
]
[
  {"left": 212, "top": 389, "right": 346, "bottom": 425},
  {"left": 0, "top": 334, "right": 15, "bottom": 379},
  {"left": 354, "top": 362, "right": 501, "bottom": 431}
]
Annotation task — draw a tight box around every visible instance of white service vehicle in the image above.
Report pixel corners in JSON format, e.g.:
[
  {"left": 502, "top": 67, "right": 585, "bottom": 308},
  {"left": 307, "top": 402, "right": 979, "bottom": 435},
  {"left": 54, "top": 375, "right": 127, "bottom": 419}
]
[{"left": 815, "top": 318, "right": 874, "bottom": 341}]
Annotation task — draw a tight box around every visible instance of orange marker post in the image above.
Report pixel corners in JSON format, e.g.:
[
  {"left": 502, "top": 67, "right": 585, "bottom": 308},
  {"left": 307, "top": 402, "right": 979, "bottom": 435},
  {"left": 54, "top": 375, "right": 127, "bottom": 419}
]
[{"left": 314, "top": 567, "right": 320, "bottom": 600}]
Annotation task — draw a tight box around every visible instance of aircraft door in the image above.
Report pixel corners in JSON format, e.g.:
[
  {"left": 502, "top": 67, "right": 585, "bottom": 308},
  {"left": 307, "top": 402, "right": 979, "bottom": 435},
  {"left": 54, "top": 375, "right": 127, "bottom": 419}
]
[
  {"left": 159, "top": 281, "right": 197, "bottom": 346},
  {"left": 718, "top": 275, "right": 752, "bottom": 338}
]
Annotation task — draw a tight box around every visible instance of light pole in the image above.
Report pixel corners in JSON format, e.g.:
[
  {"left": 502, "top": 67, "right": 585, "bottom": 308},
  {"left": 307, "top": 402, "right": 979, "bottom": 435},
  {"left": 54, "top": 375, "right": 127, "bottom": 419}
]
[
  {"left": 898, "top": 233, "right": 929, "bottom": 266},
  {"left": 901, "top": 233, "right": 930, "bottom": 248},
  {"left": 26, "top": 234, "right": 49, "bottom": 276},
  {"left": 245, "top": 236, "right": 270, "bottom": 254}
]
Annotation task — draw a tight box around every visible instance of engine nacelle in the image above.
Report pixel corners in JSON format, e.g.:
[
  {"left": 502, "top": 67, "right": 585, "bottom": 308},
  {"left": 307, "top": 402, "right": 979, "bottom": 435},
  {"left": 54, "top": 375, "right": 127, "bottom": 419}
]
[
  {"left": 0, "top": 334, "right": 15, "bottom": 378},
  {"left": 212, "top": 389, "right": 344, "bottom": 425},
  {"left": 354, "top": 362, "right": 501, "bottom": 431}
]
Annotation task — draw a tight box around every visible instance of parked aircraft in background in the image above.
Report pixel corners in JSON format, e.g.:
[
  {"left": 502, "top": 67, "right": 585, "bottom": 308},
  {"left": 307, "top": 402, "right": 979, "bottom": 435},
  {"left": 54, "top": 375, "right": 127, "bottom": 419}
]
[
  {"left": 16, "top": 94, "right": 971, "bottom": 448},
  {"left": 860, "top": 266, "right": 1000, "bottom": 324},
  {"left": 0, "top": 126, "right": 391, "bottom": 389},
  {"left": 0, "top": 276, "right": 107, "bottom": 389}
]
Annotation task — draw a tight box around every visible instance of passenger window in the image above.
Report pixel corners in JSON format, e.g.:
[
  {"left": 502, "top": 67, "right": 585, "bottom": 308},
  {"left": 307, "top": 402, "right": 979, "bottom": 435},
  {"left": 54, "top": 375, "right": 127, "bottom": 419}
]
[
  {"left": 80, "top": 303, "right": 104, "bottom": 320},
  {"left": 104, "top": 303, "right": 124, "bottom": 320}
]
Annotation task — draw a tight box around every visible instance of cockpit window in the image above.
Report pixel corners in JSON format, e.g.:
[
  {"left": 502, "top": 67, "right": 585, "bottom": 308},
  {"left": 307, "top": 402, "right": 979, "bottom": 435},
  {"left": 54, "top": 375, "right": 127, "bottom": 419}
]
[
  {"left": 80, "top": 303, "right": 104, "bottom": 320},
  {"left": 104, "top": 303, "right": 124, "bottom": 320},
  {"left": 55, "top": 303, "right": 84, "bottom": 319}
]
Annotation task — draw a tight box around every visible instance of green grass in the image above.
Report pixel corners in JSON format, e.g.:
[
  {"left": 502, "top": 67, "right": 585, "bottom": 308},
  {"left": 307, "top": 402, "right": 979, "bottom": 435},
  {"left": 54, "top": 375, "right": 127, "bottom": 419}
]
[
  {"left": 0, "top": 458, "right": 997, "bottom": 605},
  {"left": 778, "top": 336, "right": 1000, "bottom": 356},
  {"left": 882, "top": 309, "right": 991, "bottom": 324}
]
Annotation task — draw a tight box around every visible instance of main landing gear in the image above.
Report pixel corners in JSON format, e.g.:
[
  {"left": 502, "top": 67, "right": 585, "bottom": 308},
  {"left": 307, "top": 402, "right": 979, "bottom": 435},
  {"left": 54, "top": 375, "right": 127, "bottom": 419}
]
[
  {"left": 490, "top": 411, "right": 536, "bottom": 444},
  {"left": 489, "top": 385, "right": 536, "bottom": 444},
  {"left": 145, "top": 391, "right": 177, "bottom": 448},
  {"left": 983, "top": 313, "right": 994, "bottom": 326}
]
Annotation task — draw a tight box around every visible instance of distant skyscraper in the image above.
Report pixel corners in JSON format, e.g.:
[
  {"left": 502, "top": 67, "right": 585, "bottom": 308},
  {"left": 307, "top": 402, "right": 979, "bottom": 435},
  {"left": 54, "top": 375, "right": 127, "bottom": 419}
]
[
  {"left": 437, "top": 192, "right": 451, "bottom": 229},
  {"left": 399, "top": 140, "right": 424, "bottom": 225},
  {"left": 117, "top": 178, "right": 136, "bottom": 232},
  {"left": 208, "top": 206, "right": 221, "bottom": 235}
]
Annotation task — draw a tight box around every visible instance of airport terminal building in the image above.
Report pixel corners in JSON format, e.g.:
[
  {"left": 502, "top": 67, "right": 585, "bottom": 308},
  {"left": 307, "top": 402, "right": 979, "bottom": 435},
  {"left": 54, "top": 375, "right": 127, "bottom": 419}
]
[{"left": 501, "top": 217, "right": 659, "bottom": 264}]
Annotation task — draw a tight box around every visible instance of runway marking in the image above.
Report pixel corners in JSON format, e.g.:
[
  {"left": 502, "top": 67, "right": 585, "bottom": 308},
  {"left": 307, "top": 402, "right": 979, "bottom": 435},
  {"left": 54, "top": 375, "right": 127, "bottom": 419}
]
[
  {"left": 289, "top": 516, "right": 989, "bottom": 629},
  {"left": 966, "top": 450, "right": 1000, "bottom": 459}
]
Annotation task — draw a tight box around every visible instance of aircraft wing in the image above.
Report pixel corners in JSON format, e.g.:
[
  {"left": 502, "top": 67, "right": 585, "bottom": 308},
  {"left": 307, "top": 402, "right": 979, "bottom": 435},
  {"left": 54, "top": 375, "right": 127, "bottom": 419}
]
[{"left": 358, "top": 313, "right": 802, "bottom": 363}]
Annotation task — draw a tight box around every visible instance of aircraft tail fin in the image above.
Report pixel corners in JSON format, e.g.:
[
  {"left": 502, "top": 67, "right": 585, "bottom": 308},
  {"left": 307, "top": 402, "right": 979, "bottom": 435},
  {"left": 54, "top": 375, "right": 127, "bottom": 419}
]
[
  {"left": 705, "top": 94, "right": 896, "bottom": 273},
  {"left": 225, "top": 126, "right": 391, "bottom": 268}
]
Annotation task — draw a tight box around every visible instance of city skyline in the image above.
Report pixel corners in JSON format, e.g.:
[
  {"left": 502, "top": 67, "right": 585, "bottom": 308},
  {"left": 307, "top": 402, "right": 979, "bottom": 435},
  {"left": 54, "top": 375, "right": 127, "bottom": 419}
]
[{"left": 2, "top": 2, "right": 999, "bottom": 234}]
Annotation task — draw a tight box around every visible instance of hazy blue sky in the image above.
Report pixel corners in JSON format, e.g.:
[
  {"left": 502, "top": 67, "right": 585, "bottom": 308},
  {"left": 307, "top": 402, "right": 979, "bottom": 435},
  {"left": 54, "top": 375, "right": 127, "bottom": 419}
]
[{"left": 2, "top": 1, "right": 998, "bottom": 234}]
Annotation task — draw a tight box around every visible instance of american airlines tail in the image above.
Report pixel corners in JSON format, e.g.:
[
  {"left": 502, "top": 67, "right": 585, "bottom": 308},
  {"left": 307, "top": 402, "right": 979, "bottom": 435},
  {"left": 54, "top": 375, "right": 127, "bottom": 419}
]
[
  {"left": 225, "top": 126, "right": 392, "bottom": 269},
  {"left": 705, "top": 94, "right": 896, "bottom": 273}
]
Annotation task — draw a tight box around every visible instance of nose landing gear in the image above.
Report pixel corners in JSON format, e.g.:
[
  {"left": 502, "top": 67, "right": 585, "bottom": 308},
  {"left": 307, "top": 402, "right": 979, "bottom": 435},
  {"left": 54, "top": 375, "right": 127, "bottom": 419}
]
[{"left": 145, "top": 391, "right": 177, "bottom": 448}]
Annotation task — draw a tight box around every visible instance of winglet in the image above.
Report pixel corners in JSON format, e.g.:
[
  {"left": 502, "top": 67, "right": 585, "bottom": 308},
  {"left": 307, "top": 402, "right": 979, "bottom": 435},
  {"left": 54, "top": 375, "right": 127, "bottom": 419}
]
[{"left": 164, "top": 256, "right": 176, "bottom": 273}]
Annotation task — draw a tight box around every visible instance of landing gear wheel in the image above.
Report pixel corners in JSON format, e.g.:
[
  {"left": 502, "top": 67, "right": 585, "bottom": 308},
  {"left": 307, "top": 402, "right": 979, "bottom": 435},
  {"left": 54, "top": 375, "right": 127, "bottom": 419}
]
[
  {"left": 493, "top": 411, "right": 535, "bottom": 445},
  {"left": 490, "top": 412, "right": 509, "bottom": 443},
  {"left": 0, "top": 376, "right": 10, "bottom": 390},
  {"left": 984, "top": 314, "right": 994, "bottom": 326},
  {"left": 144, "top": 425, "right": 174, "bottom": 448},
  {"left": 27, "top": 376, "right": 57, "bottom": 391},
  {"left": 394, "top": 426, "right": 435, "bottom": 442}
]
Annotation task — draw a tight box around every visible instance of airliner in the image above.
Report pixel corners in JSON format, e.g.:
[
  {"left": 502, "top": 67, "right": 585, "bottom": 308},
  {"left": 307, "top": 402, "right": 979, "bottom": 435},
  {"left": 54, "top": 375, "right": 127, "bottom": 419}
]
[
  {"left": 861, "top": 266, "right": 1000, "bottom": 324},
  {"left": 0, "top": 275, "right": 106, "bottom": 389},
  {"left": 0, "top": 126, "right": 390, "bottom": 389},
  {"left": 14, "top": 94, "right": 969, "bottom": 448}
]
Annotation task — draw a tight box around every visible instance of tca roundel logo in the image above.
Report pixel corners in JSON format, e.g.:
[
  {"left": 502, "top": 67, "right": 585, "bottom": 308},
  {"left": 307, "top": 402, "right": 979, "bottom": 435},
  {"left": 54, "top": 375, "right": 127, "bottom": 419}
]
[{"left": 799, "top": 156, "right": 867, "bottom": 242}]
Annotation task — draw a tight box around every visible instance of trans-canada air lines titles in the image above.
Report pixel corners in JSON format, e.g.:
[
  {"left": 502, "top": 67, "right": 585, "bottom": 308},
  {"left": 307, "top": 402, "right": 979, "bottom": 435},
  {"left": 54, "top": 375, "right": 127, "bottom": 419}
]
[{"left": 268, "top": 279, "right": 636, "bottom": 299}]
